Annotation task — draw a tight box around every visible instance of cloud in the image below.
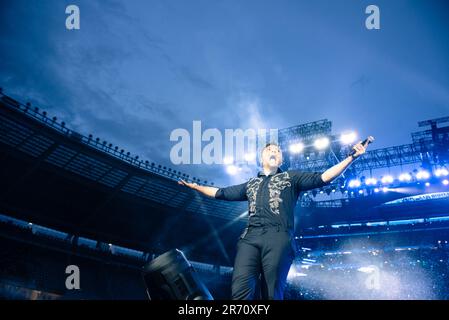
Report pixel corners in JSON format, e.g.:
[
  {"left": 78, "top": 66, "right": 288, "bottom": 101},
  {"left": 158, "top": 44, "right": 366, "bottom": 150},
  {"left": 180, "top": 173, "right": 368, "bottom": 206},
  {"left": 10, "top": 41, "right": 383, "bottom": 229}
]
[
  {"left": 1, "top": 0, "right": 449, "bottom": 186},
  {"left": 0, "top": 0, "right": 188, "bottom": 166}
]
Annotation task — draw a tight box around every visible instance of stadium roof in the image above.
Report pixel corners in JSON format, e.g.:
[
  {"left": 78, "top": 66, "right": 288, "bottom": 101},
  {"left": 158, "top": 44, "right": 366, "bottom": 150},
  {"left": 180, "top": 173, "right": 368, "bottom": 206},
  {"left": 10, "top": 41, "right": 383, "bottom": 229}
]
[{"left": 0, "top": 91, "right": 247, "bottom": 264}]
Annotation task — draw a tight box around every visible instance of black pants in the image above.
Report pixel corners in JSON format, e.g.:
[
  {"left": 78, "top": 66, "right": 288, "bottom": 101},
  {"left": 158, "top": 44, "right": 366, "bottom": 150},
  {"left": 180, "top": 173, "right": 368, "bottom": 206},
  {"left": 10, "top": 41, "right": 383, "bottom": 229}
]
[{"left": 231, "top": 225, "right": 295, "bottom": 300}]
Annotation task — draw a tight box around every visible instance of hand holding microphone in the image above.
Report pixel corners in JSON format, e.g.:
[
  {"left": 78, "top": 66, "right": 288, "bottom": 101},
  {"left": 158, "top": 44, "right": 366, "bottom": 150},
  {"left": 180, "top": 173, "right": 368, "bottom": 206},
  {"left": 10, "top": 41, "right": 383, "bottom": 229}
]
[{"left": 350, "top": 136, "right": 374, "bottom": 159}]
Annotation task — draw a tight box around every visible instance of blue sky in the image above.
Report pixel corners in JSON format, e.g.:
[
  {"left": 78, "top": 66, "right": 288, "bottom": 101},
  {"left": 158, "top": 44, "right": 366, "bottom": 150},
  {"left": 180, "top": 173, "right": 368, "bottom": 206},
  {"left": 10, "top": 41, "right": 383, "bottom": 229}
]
[{"left": 1, "top": 0, "right": 449, "bottom": 186}]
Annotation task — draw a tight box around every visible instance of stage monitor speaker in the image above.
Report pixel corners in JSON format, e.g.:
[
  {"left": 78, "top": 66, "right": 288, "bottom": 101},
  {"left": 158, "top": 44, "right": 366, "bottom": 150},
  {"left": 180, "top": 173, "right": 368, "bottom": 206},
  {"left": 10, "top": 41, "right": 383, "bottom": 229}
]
[{"left": 142, "top": 249, "right": 213, "bottom": 300}]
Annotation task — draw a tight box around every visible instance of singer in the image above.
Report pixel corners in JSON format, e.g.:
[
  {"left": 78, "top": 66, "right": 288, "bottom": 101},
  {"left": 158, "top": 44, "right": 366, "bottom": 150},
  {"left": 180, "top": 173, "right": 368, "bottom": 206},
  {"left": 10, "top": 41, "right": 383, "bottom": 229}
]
[{"left": 179, "top": 139, "right": 371, "bottom": 300}]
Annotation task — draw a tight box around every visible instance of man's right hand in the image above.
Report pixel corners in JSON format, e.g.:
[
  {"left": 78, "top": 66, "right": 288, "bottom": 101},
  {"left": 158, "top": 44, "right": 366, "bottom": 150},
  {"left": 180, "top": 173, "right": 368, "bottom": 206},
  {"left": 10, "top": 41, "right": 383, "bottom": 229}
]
[
  {"left": 178, "top": 179, "right": 219, "bottom": 198},
  {"left": 178, "top": 179, "right": 198, "bottom": 190}
]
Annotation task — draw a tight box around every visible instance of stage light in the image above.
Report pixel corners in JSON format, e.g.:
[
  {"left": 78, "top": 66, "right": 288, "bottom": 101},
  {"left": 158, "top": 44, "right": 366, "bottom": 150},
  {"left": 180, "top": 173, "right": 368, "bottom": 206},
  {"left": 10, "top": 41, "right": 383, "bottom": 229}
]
[
  {"left": 314, "top": 137, "right": 330, "bottom": 150},
  {"left": 366, "top": 178, "right": 377, "bottom": 185},
  {"left": 416, "top": 170, "right": 430, "bottom": 180},
  {"left": 226, "top": 165, "right": 238, "bottom": 175},
  {"left": 425, "top": 182, "right": 430, "bottom": 187},
  {"left": 435, "top": 168, "right": 449, "bottom": 177},
  {"left": 289, "top": 142, "right": 304, "bottom": 154},
  {"left": 340, "top": 132, "right": 357, "bottom": 145},
  {"left": 399, "top": 173, "right": 412, "bottom": 182},
  {"left": 287, "top": 265, "right": 308, "bottom": 280},
  {"left": 348, "top": 179, "right": 361, "bottom": 188},
  {"left": 358, "top": 266, "right": 376, "bottom": 273},
  {"left": 374, "top": 188, "right": 380, "bottom": 193},
  {"left": 443, "top": 179, "right": 449, "bottom": 186},
  {"left": 381, "top": 176, "right": 394, "bottom": 184},
  {"left": 358, "top": 190, "right": 364, "bottom": 195},
  {"left": 244, "top": 153, "right": 256, "bottom": 162},
  {"left": 223, "top": 156, "right": 234, "bottom": 165},
  {"left": 142, "top": 249, "right": 213, "bottom": 300},
  {"left": 382, "top": 187, "right": 388, "bottom": 192}
]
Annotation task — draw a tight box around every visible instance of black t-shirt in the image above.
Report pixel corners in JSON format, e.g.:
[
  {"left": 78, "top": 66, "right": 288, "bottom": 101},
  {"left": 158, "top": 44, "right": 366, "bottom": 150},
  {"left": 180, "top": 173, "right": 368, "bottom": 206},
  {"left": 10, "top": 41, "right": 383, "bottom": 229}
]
[{"left": 215, "top": 168, "right": 329, "bottom": 231}]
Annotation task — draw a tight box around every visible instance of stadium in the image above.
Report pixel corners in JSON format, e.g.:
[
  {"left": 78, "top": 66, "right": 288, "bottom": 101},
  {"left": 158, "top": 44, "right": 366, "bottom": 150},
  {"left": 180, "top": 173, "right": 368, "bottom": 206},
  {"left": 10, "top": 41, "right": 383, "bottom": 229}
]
[
  {"left": 2, "top": 1, "right": 449, "bottom": 305},
  {"left": 1, "top": 89, "right": 448, "bottom": 300}
]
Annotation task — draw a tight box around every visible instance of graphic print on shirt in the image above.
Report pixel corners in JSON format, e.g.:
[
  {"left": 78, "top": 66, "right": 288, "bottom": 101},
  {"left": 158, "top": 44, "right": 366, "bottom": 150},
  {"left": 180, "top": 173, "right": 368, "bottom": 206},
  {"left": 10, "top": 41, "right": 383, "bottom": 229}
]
[
  {"left": 268, "top": 172, "right": 292, "bottom": 215},
  {"left": 246, "top": 177, "right": 263, "bottom": 216}
]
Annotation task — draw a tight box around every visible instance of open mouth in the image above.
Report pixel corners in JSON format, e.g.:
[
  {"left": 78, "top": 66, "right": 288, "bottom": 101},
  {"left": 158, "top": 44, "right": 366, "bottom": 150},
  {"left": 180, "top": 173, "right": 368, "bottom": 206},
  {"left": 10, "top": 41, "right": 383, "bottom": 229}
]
[{"left": 269, "top": 155, "right": 277, "bottom": 161}]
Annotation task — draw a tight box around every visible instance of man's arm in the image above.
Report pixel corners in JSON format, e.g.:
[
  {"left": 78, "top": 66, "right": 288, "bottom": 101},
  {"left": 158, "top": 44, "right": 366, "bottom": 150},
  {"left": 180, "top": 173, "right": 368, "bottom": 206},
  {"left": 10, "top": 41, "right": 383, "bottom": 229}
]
[
  {"left": 321, "top": 140, "right": 370, "bottom": 183},
  {"left": 179, "top": 179, "right": 248, "bottom": 201},
  {"left": 178, "top": 180, "right": 218, "bottom": 198}
]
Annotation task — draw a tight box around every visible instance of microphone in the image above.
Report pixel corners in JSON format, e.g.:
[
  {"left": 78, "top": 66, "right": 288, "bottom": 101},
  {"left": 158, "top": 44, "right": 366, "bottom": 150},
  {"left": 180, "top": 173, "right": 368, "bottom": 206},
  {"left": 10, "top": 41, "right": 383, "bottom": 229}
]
[{"left": 350, "top": 136, "right": 375, "bottom": 156}]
